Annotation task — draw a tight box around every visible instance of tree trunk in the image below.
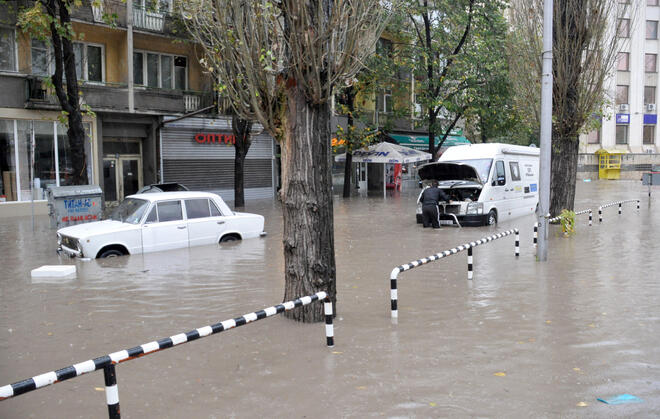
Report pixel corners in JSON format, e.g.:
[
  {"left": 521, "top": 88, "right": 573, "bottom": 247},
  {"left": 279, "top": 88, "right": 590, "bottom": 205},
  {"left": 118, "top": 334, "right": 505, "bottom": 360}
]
[
  {"left": 281, "top": 82, "right": 336, "bottom": 322},
  {"left": 549, "top": 135, "right": 580, "bottom": 215},
  {"left": 342, "top": 151, "right": 353, "bottom": 198},
  {"left": 428, "top": 109, "right": 436, "bottom": 158},
  {"left": 232, "top": 115, "right": 252, "bottom": 208}
]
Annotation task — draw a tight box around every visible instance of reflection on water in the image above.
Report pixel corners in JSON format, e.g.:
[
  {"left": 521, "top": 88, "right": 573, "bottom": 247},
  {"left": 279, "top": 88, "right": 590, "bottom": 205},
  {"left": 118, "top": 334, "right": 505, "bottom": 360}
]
[{"left": 1, "top": 181, "right": 659, "bottom": 417}]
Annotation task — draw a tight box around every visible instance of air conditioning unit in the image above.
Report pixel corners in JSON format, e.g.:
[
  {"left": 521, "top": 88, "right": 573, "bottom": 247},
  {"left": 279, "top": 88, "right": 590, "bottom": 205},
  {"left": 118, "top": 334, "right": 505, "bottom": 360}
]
[
  {"left": 619, "top": 103, "right": 630, "bottom": 112},
  {"left": 646, "top": 103, "right": 657, "bottom": 112}
]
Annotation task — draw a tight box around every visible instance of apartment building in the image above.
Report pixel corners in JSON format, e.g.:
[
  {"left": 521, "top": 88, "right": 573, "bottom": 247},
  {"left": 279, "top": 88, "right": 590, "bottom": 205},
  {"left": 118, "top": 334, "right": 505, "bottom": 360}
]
[
  {"left": 578, "top": 0, "right": 660, "bottom": 179},
  {"left": 0, "top": 0, "right": 275, "bottom": 217}
]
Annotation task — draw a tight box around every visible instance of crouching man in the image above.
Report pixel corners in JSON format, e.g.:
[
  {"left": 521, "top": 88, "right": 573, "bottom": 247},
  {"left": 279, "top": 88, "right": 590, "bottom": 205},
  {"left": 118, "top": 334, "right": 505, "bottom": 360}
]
[{"left": 419, "top": 181, "right": 449, "bottom": 229}]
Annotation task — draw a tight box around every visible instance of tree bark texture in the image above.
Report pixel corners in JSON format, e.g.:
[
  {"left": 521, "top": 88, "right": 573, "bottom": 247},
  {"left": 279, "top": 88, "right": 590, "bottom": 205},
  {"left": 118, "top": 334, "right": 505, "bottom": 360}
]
[
  {"left": 47, "top": 0, "right": 88, "bottom": 185},
  {"left": 232, "top": 115, "right": 252, "bottom": 208},
  {"left": 281, "top": 82, "right": 336, "bottom": 322},
  {"left": 342, "top": 152, "right": 353, "bottom": 198},
  {"left": 341, "top": 86, "right": 356, "bottom": 198},
  {"left": 549, "top": 135, "right": 579, "bottom": 215}
]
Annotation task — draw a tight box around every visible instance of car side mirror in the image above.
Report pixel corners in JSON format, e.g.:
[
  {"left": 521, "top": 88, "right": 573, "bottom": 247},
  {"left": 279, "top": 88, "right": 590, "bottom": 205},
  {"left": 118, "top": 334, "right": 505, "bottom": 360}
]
[
  {"left": 418, "top": 181, "right": 423, "bottom": 189},
  {"left": 497, "top": 176, "right": 505, "bottom": 186}
]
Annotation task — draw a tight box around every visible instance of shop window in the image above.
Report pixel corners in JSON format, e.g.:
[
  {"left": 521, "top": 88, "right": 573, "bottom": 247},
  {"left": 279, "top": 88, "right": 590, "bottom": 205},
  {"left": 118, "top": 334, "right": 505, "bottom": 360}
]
[
  {"left": 647, "top": 20, "right": 659, "bottom": 39},
  {"left": 616, "top": 125, "right": 628, "bottom": 144},
  {"left": 646, "top": 54, "right": 658, "bottom": 73},
  {"left": 0, "top": 27, "right": 17, "bottom": 72},
  {"left": 0, "top": 120, "right": 17, "bottom": 202},
  {"left": 617, "top": 52, "right": 629, "bottom": 71},
  {"left": 643, "top": 125, "right": 656, "bottom": 144},
  {"left": 134, "top": 50, "right": 187, "bottom": 89}
]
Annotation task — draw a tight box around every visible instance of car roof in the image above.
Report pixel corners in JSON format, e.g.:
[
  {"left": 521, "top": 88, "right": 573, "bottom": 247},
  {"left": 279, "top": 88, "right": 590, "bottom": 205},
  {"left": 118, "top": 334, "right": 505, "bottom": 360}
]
[{"left": 125, "top": 191, "right": 222, "bottom": 202}]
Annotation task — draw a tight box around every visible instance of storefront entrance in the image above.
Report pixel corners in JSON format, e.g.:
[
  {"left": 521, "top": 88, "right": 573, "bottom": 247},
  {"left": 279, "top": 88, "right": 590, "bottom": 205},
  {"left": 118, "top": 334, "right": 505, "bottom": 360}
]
[{"left": 102, "top": 138, "right": 142, "bottom": 204}]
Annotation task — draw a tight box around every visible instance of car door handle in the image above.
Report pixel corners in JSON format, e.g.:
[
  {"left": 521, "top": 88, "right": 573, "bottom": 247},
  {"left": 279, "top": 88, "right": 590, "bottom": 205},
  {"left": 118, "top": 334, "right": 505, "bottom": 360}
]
[
  {"left": 217, "top": 221, "right": 225, "bottom": 225},
  {"left": 177, "top": 226, "right": 186, "bottom": 229}
]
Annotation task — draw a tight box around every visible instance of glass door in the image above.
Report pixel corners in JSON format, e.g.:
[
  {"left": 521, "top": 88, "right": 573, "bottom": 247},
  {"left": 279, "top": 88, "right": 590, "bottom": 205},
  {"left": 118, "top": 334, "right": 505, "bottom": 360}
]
[
  {"left": 103, "top": 157, "right": 142, "bottom": 204},
  {"left": 103, "top": 158, "right": 118, "bottom": 203},
  {"left": 120, "top": 158, "right": 141, "bottom": 197}
]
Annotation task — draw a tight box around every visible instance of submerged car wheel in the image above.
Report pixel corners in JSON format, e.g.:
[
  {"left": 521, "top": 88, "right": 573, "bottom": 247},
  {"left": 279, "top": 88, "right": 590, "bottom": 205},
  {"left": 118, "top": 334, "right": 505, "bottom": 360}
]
[
  {"left": 487, "top": 210, "right": 497, "bottom": 226},
  {"left": 98, "top": 249, "right": 124, "bottom": 258},
  {"left": 220, "top": 235, "right": 240, "bottom": 243}
]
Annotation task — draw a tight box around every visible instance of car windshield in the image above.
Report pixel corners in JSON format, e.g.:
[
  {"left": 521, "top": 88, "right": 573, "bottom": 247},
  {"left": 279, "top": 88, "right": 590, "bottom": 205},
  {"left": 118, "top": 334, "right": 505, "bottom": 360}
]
[
  {"left": 442, "top": 159, "right": 493, "bottom": 183},
  {"left": 106, "top": 198, "right": 150, "bottom": 224}
]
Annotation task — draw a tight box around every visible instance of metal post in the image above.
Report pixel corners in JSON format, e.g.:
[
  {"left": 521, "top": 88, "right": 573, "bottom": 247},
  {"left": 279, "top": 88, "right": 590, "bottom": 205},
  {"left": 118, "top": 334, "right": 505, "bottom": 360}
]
[
  {"left": 537, "top": 0, "right": 553, "bottom": 262},
  {"left": 598, "top": 207, "right": 603, "bottom": 223},
  {"left": 103, "top": 365, "right": 120, "bottom": 419},
  {"left": 515, "top": 229, "right": 520, "bottom": 257},
  {"left": 589, "top": 210, "right": 592, "bottom": 226},
  {"left": 533, "top": 222, "right": 538, "bottom": 247},
  {"left": 324, "top": 298, "right": 334, "bottom": 347},
  {"left": 127, "top": 0, "right": 134, "bottom": 113},
  {"left": 618, "top": 203, "right": 622, "bottom": 215},
  {"left": 467, "top": 246, "right": 473, "bottom": 280}
]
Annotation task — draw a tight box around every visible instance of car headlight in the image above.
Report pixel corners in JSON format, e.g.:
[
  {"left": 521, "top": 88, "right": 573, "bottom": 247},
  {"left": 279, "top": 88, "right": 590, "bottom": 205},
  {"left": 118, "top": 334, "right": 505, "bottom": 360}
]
[
  {"left": 416, "top": 203, "right": 422, "bottom": 214},
  {"left": 466, "top": 202, "right": 483, "bottom": 215}
]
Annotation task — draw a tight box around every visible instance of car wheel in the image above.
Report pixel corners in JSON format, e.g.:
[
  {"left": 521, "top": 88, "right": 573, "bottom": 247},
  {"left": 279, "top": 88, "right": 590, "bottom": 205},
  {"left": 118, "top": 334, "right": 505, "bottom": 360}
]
[
  {"left": 486, "top": 210, "right": 497, "bottom": 226},
  {"left": 99, "top": 249, "right": 124, "bottom": 258},
  {"left": 220, "top": 235, "right": 239, "bottom": 243}
]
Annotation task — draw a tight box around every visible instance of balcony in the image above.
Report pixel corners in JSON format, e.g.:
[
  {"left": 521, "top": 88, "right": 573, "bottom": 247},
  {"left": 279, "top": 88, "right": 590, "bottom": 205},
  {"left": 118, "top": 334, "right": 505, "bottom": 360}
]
[{"left": 133, "top": 6, "right": 165, "bottom": 32}]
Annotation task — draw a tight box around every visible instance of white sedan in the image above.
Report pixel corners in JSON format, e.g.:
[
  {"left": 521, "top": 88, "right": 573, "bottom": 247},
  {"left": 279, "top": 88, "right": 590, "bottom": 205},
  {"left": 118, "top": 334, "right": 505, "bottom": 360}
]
[{"left": 57, "top": 191, "right": 266, "bottom": 258}]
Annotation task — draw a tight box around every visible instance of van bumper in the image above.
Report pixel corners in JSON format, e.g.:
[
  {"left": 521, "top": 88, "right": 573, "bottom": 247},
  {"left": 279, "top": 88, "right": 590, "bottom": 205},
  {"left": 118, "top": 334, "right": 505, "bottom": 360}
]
[{"left": 439, "top": 213, "right": 488, "bottom": 227}]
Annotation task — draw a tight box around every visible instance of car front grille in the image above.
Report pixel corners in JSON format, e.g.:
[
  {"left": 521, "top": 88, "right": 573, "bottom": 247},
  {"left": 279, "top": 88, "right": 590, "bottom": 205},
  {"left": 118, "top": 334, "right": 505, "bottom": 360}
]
[
  {"left": 61, "top": 235, "right": 78, "bottom": 250},
  {"left": 442, "top": 205, "right": 462, "bottom": 214}
]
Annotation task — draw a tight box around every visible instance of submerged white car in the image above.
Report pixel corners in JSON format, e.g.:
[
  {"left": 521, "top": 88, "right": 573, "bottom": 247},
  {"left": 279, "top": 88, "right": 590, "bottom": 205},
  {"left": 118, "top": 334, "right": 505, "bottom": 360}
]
[{"left": 57, "top": 191, "right": 266, "bottom": 258}]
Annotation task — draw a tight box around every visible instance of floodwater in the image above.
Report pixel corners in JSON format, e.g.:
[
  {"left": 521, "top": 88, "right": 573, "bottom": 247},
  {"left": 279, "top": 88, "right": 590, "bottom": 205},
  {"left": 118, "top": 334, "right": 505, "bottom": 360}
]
[{"left": 0, "top": 180, "right": 659, "bottom": 418}]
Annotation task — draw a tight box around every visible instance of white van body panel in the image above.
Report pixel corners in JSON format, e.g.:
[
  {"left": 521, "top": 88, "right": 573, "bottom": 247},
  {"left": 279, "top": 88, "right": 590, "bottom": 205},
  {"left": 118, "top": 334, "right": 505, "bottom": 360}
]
[{"left": 417, "top": 143, "right": 539, "bottom": 226}]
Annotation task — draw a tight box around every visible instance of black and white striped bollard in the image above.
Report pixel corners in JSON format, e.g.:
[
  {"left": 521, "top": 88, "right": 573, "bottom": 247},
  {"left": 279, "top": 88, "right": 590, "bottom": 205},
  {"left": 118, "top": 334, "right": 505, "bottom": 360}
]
[
  {"left": 515, "top": 229, "right": 520, "bottom": 257},
  {"left": 533, "top": 222, "right": 538, "bottom": 247},
  {"left": 467, "top": 246, "right": 473, "bottom": 280},
  {"left": 589, "top": 210, "right": 592, "bottom": 226},
  {"left": 324, "top": 297, "right": 334, "bottom": 347},
  {"left": 103, "top": 365, "right": 120, "bottom": 418},
  {"left": 598, "top": 207, "right": 602, "bottom": 223},
  {"left": 637, "top": 200, "right": 640, "bottom": 210},
  {"left": 618, "top": 203, "right": 622, "bottom": 215}
]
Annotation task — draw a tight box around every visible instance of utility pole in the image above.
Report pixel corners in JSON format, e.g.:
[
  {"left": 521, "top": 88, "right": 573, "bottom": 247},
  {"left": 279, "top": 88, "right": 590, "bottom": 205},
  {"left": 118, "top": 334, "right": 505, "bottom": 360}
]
[{"left": 537, "top": 0, "right": 552, "bottom": 261}]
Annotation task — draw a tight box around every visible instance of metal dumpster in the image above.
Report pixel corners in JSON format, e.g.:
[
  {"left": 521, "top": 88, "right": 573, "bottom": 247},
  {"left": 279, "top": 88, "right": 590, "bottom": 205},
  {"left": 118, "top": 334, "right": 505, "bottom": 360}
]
[{"left": 47, "top": 185, "right": 103, "bottom": 229}]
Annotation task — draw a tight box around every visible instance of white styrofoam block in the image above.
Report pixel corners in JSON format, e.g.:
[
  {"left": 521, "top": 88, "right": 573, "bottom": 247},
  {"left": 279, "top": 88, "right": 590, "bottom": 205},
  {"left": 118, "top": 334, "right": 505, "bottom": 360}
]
[{"left": 30, "top": 265, "right": 76, "bottom": 278}]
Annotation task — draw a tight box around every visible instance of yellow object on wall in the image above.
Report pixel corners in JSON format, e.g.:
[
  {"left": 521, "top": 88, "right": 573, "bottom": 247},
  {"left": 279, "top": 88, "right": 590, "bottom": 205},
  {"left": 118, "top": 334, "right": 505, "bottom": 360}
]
[{"left": 595, "top": 148, "right": 627, "bottom": 180}]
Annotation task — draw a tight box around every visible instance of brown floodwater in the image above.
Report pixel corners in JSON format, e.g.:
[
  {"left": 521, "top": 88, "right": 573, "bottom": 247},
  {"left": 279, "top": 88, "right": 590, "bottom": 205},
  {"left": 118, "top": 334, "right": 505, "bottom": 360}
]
[{"left": 0, "top": 180, "right": 659, "bottom": 418}]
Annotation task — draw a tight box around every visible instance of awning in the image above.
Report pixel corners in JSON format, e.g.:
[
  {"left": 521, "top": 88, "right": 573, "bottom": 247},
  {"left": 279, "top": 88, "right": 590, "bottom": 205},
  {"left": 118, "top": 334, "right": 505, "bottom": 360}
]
[{"left": 389, "top": 134, "right": 470, "bottom": 151}]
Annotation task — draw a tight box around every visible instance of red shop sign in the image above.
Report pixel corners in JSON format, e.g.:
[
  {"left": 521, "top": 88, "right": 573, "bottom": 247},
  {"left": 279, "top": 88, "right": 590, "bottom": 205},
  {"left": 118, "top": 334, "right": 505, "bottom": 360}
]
[{"left": 194, "top": 133, "right": 236, "bottom": 145}]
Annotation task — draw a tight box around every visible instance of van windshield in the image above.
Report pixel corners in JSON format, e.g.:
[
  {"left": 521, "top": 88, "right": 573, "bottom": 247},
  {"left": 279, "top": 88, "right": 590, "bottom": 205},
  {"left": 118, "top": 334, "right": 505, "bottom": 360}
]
[{"left": 442, "top": 159, "right": 493, "bottom": 183}]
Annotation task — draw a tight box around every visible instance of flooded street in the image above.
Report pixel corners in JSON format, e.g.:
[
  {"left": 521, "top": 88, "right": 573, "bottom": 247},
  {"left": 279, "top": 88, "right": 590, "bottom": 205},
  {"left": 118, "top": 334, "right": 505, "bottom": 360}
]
[{"left": 1, "top": 180, "right": 659, "bottom": 418}]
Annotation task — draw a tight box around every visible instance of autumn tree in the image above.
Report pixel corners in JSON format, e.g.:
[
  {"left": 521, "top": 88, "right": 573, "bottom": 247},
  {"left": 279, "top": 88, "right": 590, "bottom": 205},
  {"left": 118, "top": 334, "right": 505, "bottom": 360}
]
[
  {"left": 182, "top": 0, "right": 388, "bottom": 321},
  {"left": 14, "top": 0, "right": 90, "bottom": 184},
  {"left": 508, "top": 0, "right": 631, "bottom": 214}
]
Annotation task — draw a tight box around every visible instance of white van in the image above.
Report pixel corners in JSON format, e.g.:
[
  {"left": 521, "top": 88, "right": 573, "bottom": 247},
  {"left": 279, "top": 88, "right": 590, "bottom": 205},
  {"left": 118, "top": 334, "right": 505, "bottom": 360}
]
[{"left": 416, "top": 143, "right": 539, "bottom": 226}]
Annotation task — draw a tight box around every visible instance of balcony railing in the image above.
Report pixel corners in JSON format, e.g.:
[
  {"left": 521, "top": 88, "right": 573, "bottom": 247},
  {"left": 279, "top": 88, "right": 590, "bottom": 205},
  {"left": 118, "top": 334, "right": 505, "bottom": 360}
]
[{"left": 133, "top": 6, "right": 165, "bottom": 31}]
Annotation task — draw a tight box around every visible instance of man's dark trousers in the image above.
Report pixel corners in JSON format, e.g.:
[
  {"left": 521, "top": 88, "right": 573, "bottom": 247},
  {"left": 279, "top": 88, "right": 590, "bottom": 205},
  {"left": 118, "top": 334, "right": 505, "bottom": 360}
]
[{"left": 422, "top": 204, "right": 440, "bottom": 228}]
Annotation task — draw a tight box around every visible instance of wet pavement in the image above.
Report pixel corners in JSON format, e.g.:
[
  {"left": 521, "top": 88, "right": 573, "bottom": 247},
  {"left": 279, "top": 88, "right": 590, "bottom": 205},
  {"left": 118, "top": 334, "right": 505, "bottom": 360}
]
[{"left": 0, "top": 180, "right": 659, "bottom": 418}]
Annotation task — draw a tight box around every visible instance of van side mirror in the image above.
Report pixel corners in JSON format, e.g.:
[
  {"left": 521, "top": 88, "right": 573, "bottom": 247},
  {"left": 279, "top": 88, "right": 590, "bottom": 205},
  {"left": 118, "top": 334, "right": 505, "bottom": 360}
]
[
  {"left": 418, "top": 181, "right": 423, "bottom": 189},
  {"left": 497, "top": 176, "right": 505, "bottom": 186}
]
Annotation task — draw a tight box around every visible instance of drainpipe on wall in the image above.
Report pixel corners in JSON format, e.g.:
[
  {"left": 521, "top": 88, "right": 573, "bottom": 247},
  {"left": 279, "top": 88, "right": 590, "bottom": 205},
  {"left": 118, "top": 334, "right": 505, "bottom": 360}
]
[{"left": 127, "top": 0, "right": 134, "bottom": 113}]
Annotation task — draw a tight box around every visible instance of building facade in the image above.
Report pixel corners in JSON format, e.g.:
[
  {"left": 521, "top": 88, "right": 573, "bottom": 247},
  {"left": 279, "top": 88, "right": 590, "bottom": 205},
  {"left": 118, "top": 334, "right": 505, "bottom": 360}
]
[
  {"left": 0, "top": 0, "right": 275, "bottom": 217},
  {"left": 578, "top": 0, "right": 660, "bottom": 179}
]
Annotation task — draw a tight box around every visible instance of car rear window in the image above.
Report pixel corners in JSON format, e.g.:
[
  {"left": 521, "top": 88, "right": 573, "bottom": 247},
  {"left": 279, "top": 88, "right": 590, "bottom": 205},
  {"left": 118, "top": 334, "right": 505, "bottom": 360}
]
[
  {"left": 157, "top": 201, "right": 183, "bottom": 222},
  {"left": 185, "top": 199, "right": 211, "bottom": 219}
]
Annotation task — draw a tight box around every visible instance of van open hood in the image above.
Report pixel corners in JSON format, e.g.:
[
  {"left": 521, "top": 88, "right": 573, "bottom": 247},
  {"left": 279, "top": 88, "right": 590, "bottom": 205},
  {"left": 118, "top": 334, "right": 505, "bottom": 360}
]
[{"left": 418, "top": 162, "right": 482, "bottom": 183}]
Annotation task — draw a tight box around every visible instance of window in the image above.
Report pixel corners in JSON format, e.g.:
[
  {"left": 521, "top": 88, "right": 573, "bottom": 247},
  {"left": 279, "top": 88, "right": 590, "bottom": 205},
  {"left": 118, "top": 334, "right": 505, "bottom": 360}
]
[
  {"left": 645, "top": 86, "right": 656, "bottom": 104},
  {"left": 616, "top": 85, "right": 629, "bottom": 104},
  {"left": 380, "top": 89, "right": 393, "bottom": 113},
  {"left": 157, "top": 200, "right": 182, "bottom": 222},
  {"left": 376, "top": 38, "right": 393, "bottom": 58},
  {"left": 31, "top": 39, "right": 50, "bottom": 76},
  {"left": 617, "top": 52, "right": 629, "bottom": 71},
  {"left": 133, "top": 0, "right": 172, "bottom": 12},
  {"left": 73, "top": 43, "right": 104, "bottom": 82},
  {"left": 145, "top": 206, "right": 158, "bottom": 223},
  {"left": 649, "top": 0, "right": 659, "bottom": 6},
  {"left": 185, "top": 199, "right": 211, "bottom": 219},
  {"left": 616, "top": 125, "right": 628, "bottom": 144},
  {"left": 644, "top": 125, "right": 656, "bottom": 144},
  {"left": 619, "top": 19, "right": 630, "bottom": 38},
  {"left": 647, "top": 21, "right": 659, "bottom": 39},
  {"left": 646, "top": 54, "right": 658, "bottom": 72},
  {"left": 495, "top": 160, "right": 506, "bottom": 185},
  {"left": 0, "top": 27, "right": 17, "bottom": 72},
  {"left": 210, "top": 200, "right": 222, "bottom": 216},
  {"left": 509, "top": 162, "right": 521, "bottom": 181},
  {"left": 587, "top": 129, "right": 600, "bottom": 144},
  {"left": 134, "top": 51, "right": 187, "bottom": 89}
]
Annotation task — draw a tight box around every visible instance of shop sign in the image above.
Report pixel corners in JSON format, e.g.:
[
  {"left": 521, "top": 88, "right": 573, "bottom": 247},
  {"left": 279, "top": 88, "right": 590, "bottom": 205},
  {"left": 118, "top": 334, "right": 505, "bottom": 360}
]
[
  {"left": 615, "top": 113, "right": 630, "bottom": 124},
  {"left": 194, "top": 133, "right": 236, "bottom": 145}
]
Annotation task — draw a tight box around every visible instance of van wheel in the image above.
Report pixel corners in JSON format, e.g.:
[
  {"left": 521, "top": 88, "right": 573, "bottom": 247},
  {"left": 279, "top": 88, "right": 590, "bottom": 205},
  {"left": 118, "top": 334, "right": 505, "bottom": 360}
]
[
  {"left": 220, "top": 235, "right": 240, "bottom": 243},
  {"left": 486, "top": 210, "right": 497, "bottom": 226}
]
